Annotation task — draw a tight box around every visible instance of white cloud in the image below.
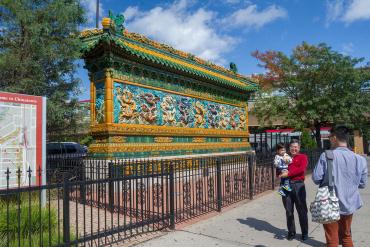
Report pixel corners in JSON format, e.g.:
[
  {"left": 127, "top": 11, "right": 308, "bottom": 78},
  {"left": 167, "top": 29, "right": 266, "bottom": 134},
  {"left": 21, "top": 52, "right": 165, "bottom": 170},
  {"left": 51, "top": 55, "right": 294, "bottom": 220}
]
[
  {"left": 222, "top": 4, "right": 287, "bottom": 29},
  {"left": 81, "top": 0, "right": 104, "bottom": 26},
  {"left": 225, "top": 0, "right": 241, "bottom": 4},
  {"left": 325, "top": 0, "right": 344, "bottom": 27},
  {"left": 123, "top": 0, "right": 236, "bottom": 64},
  {"left": 341, "top": 42, "right": 355, "bottom": 55},
  {"left": 342, "top": 0, "right": 370, "bottom": 22},
  {"left": 325, "top": 0, "right": 370, "bottom": 25},
  {"left": 123, "top": 6, "right": 140, "bottom": 21}
]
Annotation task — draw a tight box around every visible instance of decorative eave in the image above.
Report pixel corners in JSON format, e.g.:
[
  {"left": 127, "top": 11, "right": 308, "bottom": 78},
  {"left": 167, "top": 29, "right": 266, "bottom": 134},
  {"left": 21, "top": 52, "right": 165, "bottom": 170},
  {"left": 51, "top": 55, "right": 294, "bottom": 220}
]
[{"left": 80, "top": 28, "right": 258, "bottom": 93}]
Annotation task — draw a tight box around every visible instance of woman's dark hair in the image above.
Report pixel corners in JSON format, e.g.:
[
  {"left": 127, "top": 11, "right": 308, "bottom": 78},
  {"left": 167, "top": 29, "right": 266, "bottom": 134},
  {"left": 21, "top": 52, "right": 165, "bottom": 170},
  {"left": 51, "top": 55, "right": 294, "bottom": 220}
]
[
  {"left": 290, "top": 139, "right": 300, "bottom": 145},
  {"left": 275, "top": 143, "right": 286, "bottom": 151},
  {"left": 330, "top": 126, "right": 351, "bottom": 143}
]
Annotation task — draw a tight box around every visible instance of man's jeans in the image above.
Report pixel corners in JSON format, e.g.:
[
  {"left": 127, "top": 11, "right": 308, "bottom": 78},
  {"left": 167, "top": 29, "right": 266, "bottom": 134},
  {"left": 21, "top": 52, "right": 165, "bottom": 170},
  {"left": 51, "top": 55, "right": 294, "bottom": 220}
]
[{"left": 323, "top": 214, "right": 353, "bottom": 247}]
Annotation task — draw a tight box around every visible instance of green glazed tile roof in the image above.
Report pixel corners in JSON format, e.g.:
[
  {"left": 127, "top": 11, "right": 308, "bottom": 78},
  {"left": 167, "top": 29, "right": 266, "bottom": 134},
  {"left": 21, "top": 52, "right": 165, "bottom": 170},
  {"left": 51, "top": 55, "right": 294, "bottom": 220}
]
[{"left": 80, "top": 29, "right": 258, "bottom": 92}]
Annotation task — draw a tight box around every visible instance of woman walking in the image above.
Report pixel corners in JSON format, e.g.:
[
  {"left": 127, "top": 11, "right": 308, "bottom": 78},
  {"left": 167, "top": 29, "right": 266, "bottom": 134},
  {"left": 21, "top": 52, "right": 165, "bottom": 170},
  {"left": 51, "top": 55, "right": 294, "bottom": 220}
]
[{"left": 279, "top": 139, "right": 309, "bottom": 241}]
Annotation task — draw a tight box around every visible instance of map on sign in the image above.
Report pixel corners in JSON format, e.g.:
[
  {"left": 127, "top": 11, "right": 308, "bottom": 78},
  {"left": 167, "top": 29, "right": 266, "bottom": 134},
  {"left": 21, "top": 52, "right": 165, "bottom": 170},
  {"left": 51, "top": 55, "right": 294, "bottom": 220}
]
[{"left": 0, "top": 101, "right": 37, "bottom": 188}]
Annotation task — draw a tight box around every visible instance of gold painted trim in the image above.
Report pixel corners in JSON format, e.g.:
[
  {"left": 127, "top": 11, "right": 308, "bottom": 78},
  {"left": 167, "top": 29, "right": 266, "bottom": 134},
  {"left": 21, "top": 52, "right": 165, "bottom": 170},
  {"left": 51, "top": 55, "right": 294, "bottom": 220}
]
[
  {"left": 89, "top": 141, "right": 251, "bottom": 153},
  {"left": 105, "top": 70, "right": 113, "bottom": 124},
  {"left": 91, "top": 124, "right": 249, "bottom": 138},
  {"left": 90, "top": 81, "right": 96, "bottom": 124},
  {"left": 124, "top": 42, "right": 247, "bottom": 88},
  {"left": 154, "top": 137, "right": 173, "bottom": 143},
  {"left": 113, "top": 79, "right": 246, "bottom": 108},
  {"left": 245, "top": 105, "right": 249, "bottom": 134},
  {"left": 192, "top": 137, "right": 205, "bottom": 143}
]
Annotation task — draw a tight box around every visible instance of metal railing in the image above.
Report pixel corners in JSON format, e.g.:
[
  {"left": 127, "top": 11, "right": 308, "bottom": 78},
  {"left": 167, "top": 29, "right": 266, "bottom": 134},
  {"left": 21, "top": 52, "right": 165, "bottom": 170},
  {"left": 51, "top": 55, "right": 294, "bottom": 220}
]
[
  {"left": 248, "top": 132, "right": 298, "bottom": 154},
  {"left": 0, "top": 150, "right": 322, "bottom": 246}
]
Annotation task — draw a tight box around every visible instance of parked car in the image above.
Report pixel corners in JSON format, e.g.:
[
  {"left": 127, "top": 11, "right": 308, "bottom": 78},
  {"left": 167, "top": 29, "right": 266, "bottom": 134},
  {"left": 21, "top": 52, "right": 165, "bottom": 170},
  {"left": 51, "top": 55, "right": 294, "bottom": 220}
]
[
  {"left": 46, "top": 142, "right": 86, "bottom": 183},
  {"left": 47, "top": 142, "right": 87, "bottom": 156},
  {"left": 82, "top": 145, "right": 88, "bottom": 153}
]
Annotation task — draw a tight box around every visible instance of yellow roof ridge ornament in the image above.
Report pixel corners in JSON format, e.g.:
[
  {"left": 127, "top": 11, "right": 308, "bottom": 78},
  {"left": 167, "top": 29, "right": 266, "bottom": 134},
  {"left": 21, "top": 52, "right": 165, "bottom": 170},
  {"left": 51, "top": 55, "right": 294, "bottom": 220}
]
[{"left": 102, "top": 10, "right": 125, "bottom": 34}]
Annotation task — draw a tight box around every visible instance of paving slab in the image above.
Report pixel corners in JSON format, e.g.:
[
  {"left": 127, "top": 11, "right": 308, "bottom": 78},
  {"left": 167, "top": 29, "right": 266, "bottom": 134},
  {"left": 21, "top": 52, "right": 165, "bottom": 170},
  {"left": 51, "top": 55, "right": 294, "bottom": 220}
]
[{"left": 135, "top": 158, "right": 370, "bottom": 247}]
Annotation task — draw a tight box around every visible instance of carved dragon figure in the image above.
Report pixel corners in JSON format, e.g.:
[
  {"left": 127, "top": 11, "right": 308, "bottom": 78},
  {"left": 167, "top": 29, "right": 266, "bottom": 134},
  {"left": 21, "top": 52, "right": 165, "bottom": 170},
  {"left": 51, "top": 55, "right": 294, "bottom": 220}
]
[
  {"left": 229, "top": 62, "right": 238, "bottom": 74},
  {"left": 116, "top": 87, "right": 138, "bottom": 121},
  {"left": 230, "top": 109, "right": 246, "bottom": 130},
  {"left": 194, "top": 101, "right": 206, "bottom": 127},
  {"left": 160, "top": 95, "right": 176, "bottom": 125},
  {"left": 207, "top": 104, "right": 219, "bottom": 129},
  {"left": 95, "top": 95, "right": 105, "bottom": 123},
  {"left": 230, "top": 110, "right": 238, "bottom": 129},
  {"left": 238, "top": 112, "right": 246, "bottom": 130},
  {"left": 108, "top": 10, "right": 125, "bottom": 33},
  {"left": 140, "top": 93, "right": 160, "bottom": 124},
  {"left": 218, "top": 106, "right": 229, "bottom": 129},
  {"left": 178, "top": 98, "right": 192, "bottom": 127}
]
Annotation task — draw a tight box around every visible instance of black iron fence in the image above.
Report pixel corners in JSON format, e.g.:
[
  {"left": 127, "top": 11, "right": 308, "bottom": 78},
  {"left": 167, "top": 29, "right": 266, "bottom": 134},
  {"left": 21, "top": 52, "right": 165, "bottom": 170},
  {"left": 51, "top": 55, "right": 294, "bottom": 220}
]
[
  {"left": 248, "top": 132, "right": 299, "bottom": 154},
  {"left": 0, "top": 150, "right": 322, "bottom": 247}
]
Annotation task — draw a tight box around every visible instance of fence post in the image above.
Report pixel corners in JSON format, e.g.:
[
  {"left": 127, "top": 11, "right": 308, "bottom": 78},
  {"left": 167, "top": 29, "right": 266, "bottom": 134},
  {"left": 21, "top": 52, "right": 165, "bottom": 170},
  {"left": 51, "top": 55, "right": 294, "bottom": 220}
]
[
  {"left": 271, "top": 160, "right": 275, "bottom": 190},
  {"left": 216, "top": 157, "right": 222, "bottom": 212},
  {"left": 108, "top": 161, "right": 114, "bottom": 212},
  {"left": 63, "top": 176, "right": 70, "bottom": 245},
  {"left": 248, "top": 154, "right": 255, "bottom": 200},
  {"left": 169, "top": 162, "right": 175, "bottom": 229},
  {"left": 80, "top": 159, "right": 86, "bottom": 205}
]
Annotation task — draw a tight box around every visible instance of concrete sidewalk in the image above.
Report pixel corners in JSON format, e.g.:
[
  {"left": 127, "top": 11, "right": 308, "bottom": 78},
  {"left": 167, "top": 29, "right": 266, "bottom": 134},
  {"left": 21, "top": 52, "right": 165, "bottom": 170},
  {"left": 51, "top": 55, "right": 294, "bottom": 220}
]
[{"left": 135, "top": 156, "right": 370, "bottom": 247}]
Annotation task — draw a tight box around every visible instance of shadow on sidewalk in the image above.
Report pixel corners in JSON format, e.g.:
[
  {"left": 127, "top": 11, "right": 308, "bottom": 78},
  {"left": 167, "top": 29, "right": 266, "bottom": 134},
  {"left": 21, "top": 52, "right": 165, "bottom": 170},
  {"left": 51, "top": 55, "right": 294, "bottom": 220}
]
[
  {"left": 237, "top": 217, "right": 287, "bottom": 240},
  {"left": 237, "top": 217, "right": 325, "bottom": 247}
]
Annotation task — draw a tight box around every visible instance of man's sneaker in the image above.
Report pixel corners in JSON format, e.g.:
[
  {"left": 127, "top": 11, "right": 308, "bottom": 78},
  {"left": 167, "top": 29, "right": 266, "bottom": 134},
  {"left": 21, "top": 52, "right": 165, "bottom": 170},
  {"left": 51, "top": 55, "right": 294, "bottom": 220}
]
[
  {"left": 287, "top": 232, "right": 296, "bottom": 241},
  {"left": 278, "top": 189, "right": 286, "bottom": 196},
  {"left": 301, "top": 234, "right": 308, "bottom": 241}
]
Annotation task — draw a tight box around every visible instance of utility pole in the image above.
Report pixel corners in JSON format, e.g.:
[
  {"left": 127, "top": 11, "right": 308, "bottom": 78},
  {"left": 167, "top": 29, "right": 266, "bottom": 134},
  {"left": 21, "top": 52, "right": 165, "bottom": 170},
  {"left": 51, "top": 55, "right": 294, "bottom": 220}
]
[{"left": 96, "top": 0, "right": 99, "bottom": 28}]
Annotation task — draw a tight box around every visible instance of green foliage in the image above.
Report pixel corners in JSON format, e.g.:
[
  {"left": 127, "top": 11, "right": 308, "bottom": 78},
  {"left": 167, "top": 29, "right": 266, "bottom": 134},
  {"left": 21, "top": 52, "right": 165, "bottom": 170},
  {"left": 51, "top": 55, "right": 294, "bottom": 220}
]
[
  {"left": 300, "top": 129, "right": 317, "bottom": 149},
  {"left": 5, "top": 231, "right": 61, "bottom": 247},
  {"left": 0, "top": 204, "right": 56, "bottom": 239},
  {"left": 80, "top": 134, "right": 93, "bottom": 146},
  {"left": 252, "top": 42, "right": 370, "bottom": 147},
  {"left": 0, "top": 194, "right": 75, "bottom": 247},
  {"left": 0, "top": 0, "right": 85, "bottom": 134},
  {"left": 0, "top": 200, "right": 57, "bottom": 247}
]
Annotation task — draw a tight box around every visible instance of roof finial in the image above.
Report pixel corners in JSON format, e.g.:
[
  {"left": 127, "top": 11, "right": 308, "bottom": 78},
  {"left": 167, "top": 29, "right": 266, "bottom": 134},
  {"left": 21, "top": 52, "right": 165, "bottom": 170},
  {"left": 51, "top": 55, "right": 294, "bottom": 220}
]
[
  {"left": 109, "top": 10, "right": 125, "bottom": 34},
  {"left": 229, "top": 62, "right": 238, "bottom": 74}
]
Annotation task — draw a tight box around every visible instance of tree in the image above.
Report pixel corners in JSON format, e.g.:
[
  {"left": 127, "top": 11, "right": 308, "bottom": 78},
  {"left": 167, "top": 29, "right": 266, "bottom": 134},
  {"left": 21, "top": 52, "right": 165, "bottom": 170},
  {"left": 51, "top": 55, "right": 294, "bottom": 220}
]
[
  {"left": 300, "top": 129, "right": 316, "bottom": 149},
  {"left": 251, "top": 42, "right": 370, "bottom": 148},
  {"left": 0, "top": 0, "right": 85, "bottom": 134}
]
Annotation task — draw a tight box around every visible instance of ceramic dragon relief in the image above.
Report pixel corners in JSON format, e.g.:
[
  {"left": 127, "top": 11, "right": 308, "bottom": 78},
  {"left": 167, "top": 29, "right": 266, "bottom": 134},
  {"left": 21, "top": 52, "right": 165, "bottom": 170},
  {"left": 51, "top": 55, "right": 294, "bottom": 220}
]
[{"left": 112, "top": 82, "right": 246, "bottom": 131}]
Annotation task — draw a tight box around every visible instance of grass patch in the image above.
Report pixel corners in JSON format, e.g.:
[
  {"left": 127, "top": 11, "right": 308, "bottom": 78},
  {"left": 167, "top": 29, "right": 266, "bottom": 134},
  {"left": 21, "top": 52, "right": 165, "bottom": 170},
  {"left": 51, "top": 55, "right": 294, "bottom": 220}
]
[{"left": 0, "top": 199, "right": 73, "bottom": 247}]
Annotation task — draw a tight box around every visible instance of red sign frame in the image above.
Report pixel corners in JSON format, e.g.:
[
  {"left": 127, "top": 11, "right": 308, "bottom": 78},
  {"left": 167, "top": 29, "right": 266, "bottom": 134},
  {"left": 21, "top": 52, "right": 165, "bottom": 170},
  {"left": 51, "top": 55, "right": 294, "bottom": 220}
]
[{"left": 0, "top": 92, "right": 45, "bottom": 186}]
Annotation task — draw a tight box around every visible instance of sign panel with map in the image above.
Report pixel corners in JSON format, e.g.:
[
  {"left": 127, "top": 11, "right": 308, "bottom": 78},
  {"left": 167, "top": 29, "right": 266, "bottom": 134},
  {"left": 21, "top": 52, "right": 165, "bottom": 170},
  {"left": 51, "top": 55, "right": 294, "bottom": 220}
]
[{"left": 0, "top": 92, "right": 46, "bottom": 188}]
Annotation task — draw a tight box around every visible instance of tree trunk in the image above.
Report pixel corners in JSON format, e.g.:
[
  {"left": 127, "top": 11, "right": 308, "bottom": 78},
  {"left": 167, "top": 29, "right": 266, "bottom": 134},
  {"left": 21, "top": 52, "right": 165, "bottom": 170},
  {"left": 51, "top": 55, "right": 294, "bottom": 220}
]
[{"left": 314, "top": 122, "right": 322, "bottom": 149}]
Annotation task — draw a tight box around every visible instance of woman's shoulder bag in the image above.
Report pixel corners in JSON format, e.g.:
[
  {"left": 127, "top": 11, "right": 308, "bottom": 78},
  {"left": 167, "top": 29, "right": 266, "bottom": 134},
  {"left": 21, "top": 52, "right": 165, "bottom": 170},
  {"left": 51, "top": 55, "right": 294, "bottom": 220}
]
[{"left": 309, "top": 150, "right": 340, "bottom": 224}]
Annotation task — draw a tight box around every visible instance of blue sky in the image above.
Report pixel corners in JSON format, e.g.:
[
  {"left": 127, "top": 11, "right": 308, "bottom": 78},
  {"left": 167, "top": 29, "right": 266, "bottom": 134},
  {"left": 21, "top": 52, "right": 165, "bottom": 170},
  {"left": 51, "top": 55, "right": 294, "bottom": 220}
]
[{"left": 77, "top": 0, "right": 370, "bottom": 99}]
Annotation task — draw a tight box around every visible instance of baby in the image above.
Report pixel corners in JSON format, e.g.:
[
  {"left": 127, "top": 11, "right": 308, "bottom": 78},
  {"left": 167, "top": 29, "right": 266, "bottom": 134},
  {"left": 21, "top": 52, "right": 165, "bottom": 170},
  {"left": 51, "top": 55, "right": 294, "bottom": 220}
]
[{"left": 274, "top": 143, "right": 292, "bottom": 196}]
